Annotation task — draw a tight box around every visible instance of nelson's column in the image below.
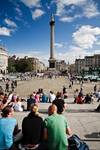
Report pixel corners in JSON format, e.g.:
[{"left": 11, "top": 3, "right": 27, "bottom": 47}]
[{"left": 48, "top": 15, "right": 56, "bottom": 70}]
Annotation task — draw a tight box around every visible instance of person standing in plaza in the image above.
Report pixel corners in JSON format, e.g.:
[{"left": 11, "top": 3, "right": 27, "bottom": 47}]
[
  {"left": 5, "top": 79, "right": 10, "bottom": 92},
  {"left": 11, "top": 81, "right": 15, "bottom": 92},
  {"left": 94, "top": 84, "right": 97, "bottom": 94},
  {"left": 44, "top": 104, "right": 72, "bottom": 150}
]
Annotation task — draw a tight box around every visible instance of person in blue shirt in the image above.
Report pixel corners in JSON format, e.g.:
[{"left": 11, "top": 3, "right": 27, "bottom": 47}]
[
  {"left": 27, "top": 94, "right": 35, "bottom": 110},
  {"left": 0, "top": 106, "right": 19, "bottom": 150}
]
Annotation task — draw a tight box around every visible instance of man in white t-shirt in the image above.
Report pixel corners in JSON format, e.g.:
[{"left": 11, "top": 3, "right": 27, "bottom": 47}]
[{"left": 49, "top": 91, "right": 56, "bottom": 103}]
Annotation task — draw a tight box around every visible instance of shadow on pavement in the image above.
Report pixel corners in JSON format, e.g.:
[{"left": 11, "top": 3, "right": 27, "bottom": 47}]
[
  {"left": 85, "top": 132, "right": 100, "bottom": 139},
  {"left": 66, "top": 109, "right": 95, "bottom": 113},
  {"left": 39, "top": 108, "right": 96, "bottom": 113}
]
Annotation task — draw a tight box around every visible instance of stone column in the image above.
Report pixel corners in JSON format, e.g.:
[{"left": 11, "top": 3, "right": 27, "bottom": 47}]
[
  {"left": 49, "top": 15, "right": 56, "bottom": 69},
  {"left": 50, "top": 15, "right": 55, "bottom": 59}
]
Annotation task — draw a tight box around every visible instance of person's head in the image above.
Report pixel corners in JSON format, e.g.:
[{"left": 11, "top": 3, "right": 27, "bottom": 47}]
[
  {"left": 40, "top": 88, "right": 43, "bottom": 93},
  {"left": 56, "top": 92, "right": 62, "bottom": 99},
  {"left": 1, "top": 106, "right": 14, "bottom": 118},
  {"left": 8, "top": 91, "right": 13, "bottom": 96},
  {"left": 76, "top": 89, "right": 78, "bottom": 92},
  {"left": 16, "top": 97, "right": 22, "bottom": 102},
  {"left": 30, "top": 94, "right": 34, "bottom": 99},
  {"left": 50, "top": 91, "right": 53, "bottom": 94},
  {"left": 12, "top": 94, "right": 17, "bottom": 102},
  {"left": 48, "top": 104, "right": 57, "bottom": 116},
  {"left": 0, "top": 93, "right": 4, "bottom": 100},
  {"left": 86, "top": 94, "right": 89, "bottom": 97},
  {"left": 30, "top": 104, "right": 39, "bottom": 115}
]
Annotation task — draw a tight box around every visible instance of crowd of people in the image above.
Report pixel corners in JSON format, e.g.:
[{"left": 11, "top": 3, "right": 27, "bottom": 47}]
[
  {"left": 0, "top": 91, "right": 24, "bottom": 111},
  {"left": 0, "top": 83, "right": 100, "bottom": 112},
  {"left": 0, "top": 86, "right": 68, "bottom": 112},
  {"left": 0, "top": 94, "right": 72, "bottom": 150},
  {"left": 0, "top": 79, "right": 100, "bottom": 150},
  {"left": 74, "top": 85, "right": 100, "bottom": 104}
]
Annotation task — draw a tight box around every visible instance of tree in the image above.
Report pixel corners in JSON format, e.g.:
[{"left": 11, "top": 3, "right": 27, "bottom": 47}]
[
  {"left": 8, "top": 56, "right": 16, "bottom": 73},
  {"left": 15, "top": 58, "right": 33, "bottom": 72}
]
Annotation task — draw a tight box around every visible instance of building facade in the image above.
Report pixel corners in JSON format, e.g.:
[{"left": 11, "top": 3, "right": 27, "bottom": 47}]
[
  {"left": 56, "top": 60, "right": 68, "bottom": 71},
  {"left": 85, "top": 56, "right": 94, "bottom": 70},
  {"left": 69, "top": 64, "right": 76, "bottom": 74},
  {"left": 28, "top": 57, "right": 46, "bottom": 72},
  {"left": 94, "top": 54, "right": 100, "bottom": 68},
  {"left": 75, "top": 54, "right": 100, "bottom": 75},
  {"left": 75, "top": 59, "right": 85, "bottom": 74},
  {"left": 0, "top": 46, "right": 8, "bottom": 74}
]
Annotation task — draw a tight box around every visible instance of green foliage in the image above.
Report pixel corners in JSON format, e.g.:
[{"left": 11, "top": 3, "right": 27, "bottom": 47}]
[
  {"left": 8, "top": 57, "right": 16, "bottom": 73},
  {"left": 8, "top": 57, "right": 33, "bottom": 73},
  {"left": 15, "top": 59, "right": 33, "bottom": 73}
]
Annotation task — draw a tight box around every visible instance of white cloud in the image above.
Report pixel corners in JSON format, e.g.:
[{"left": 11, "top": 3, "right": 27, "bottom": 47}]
[
  {"left": 0, "top": 27, "right": 11, "bottom": 36},
  {"left": 63, "top": 0, "right": 86, "bottom": 5},
  {"left": 56, "top": 45, "right": 100, "bottom": 64},
  {"left": 55, "top": 42, "right": 64, "bottom": 48},
  {"left": 5, "top": 19, "right": 17, "bottom": 28},
  {"left": 32, "top": 9, "right": 45, "bottom": 20},
  {"left": 21, "top": 0, "right": 40, "bottom": 8},
  {"left": 83, "top": 2, "right": 100, "bottom": 18},
  {"left": 20, "top": 0, "right": 45, "bottom": 21},
  {"left": 72, "top": 25, "right": 100, "bottom": 49},
  {"left": 59, "top": 16, "right": 75, "bottom": 22},
  {"left": 12, "top": 51, "right": 40, "bottom": 57},
  {"left": 96, "top": 41, "right": 100, "bottom": 45},
  {"left": 10, "top": 50, "right": 49, "bottom": 66},
  {"left": 56, "top": 0, "right": 86, "bottom": 16},
  {"left": 15, "top": 7, "right": 23, "bottom": 16},
  {"left": 93, "top": 49, "right": 100, "bottom": 54},
  {"left": 59, "top": 14, "right": 81, "bottom": 22},
  {"left": 56, "top": 0, "right": 100, "bottom": 22},
  {"left": 56, "top": 46, "right": 84, "bottom": 63}
]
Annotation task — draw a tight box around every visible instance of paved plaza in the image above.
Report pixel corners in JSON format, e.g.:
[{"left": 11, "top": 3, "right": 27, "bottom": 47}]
[{"left": 0, "top": 77, "right": 100, "bottom": 150}]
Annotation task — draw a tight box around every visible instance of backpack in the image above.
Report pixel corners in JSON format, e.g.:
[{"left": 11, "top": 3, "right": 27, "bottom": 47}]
[{"left": 68, "top": 134, "right": 89, "bottom": 150}]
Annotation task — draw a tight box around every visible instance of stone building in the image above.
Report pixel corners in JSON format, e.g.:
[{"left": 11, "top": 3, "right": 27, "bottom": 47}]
[
  {"left": 69, "top": 64, "right": 76, "bottom": 74},
  {"left": 75, "top": 54, "right": 100, "bottom": 75},
  {"left": 94, "top": 54, "right": 100, "bottom": 68},
  {"left": 0, "top": 46, "right": 8, "bottom": 74},
  {"left": 75, "top": 58, "right": 85, "bottom": 74},
  {"left": 27, "top": 57, "right": 46, "bottom": 72},
  {"left": 85, "top": 56, "right": 94, "bottom": 70},
  {"left": 56, "top": 60, "right": 68, "bottom": 71}
]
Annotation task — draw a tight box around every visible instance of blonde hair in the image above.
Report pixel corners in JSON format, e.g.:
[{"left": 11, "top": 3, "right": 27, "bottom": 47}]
[{"left": 31, "top": 104, "right": 38, "bottom": 113}]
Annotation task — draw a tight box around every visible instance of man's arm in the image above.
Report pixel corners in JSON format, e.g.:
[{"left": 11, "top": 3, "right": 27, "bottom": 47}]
[{"left": 66, "top": 127, "right": 72, "bottom": 135}]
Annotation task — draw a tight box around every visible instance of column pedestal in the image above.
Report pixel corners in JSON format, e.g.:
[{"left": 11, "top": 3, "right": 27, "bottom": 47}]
[{"left": 48, "top": 58, "right": 56, "bottom": 70}]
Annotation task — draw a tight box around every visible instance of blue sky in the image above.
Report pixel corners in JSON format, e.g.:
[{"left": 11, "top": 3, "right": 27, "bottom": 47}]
[{"left": 0, "top": 0, "right": 100, "bottom": 66}]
